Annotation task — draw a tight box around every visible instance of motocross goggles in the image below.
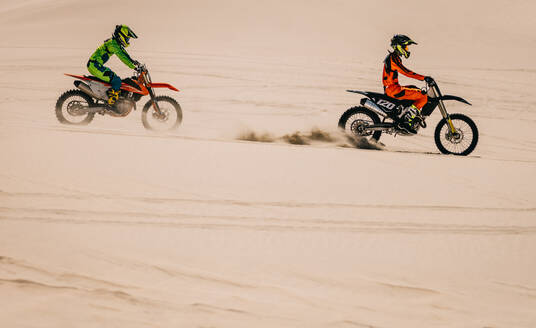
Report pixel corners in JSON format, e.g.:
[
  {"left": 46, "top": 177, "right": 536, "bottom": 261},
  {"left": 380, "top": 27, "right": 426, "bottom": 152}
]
[
  {"left": 116, "top": 25, "right": 138, "bottom": 47},
  {"left": 397, "top": 44, "right": 410, "bottom": 58}
]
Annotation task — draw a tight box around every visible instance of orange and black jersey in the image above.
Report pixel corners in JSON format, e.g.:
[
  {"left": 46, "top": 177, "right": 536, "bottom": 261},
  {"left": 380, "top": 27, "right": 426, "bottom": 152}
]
[{"left": 382, "top": 52, "right": 425, "bottom": 90}]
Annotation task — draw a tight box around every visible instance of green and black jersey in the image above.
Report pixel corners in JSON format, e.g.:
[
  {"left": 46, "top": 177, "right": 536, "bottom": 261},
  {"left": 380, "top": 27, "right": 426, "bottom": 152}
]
[{"left": 88, "top": 38, "right": 136, "bottom": 69}]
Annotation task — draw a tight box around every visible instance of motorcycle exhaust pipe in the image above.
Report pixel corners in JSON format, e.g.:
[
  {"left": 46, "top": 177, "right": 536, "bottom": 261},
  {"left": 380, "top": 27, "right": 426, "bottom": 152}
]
[
  {"left": 74, "top": 80, "right": 104, "bottom": 100},
  {"left": 361, "top": 99, "right": 388, "bottom": 118}
]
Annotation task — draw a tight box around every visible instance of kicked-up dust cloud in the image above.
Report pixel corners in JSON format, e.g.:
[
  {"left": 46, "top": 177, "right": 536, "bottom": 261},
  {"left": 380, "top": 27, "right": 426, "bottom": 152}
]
[{"left": 238, "top": 127, "right": 384, "bottom": 150}]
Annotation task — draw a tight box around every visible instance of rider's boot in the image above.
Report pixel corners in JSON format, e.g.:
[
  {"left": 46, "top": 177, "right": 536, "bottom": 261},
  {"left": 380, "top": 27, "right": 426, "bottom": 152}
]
[
  {"left": 399, "top": 105, "right": 421, "bottom": 134},
  {"left": 107, "top": 88, "right": 119, "bottom": 104},
  {"left": 106, "top": 88, "right": 120, "bottom": 114}
]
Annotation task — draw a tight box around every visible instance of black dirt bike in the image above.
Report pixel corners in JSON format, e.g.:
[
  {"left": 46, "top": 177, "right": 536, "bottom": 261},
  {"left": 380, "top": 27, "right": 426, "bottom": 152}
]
[{"left": 338, "top": 79, "right": 478, "bottom": 155}]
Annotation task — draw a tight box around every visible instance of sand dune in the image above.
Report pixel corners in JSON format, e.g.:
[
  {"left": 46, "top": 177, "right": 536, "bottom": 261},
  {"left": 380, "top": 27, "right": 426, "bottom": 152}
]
[{"left": 1, "top": 0, "right": 535, "bottom": 327}]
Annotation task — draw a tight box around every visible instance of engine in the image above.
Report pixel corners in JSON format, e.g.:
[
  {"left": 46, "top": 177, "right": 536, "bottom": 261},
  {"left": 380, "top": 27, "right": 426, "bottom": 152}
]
[{"left": 114, "top": 98, "right": 136, "bottom": 116}]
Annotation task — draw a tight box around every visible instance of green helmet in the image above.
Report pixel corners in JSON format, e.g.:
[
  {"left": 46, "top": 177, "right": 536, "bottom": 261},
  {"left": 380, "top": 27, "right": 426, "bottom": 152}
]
[
  {"left": 114, "top": 25, "right": 138, "bottom": 48},
  {"left": 391, "top": 34, "right": 417, "bottom": 59}
]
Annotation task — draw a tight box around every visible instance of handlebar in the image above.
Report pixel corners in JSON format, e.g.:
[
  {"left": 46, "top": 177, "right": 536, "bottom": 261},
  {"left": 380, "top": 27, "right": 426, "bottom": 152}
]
[
  {"left": 421, "top": 78, "right": 438, "bottom": 94},
  {"left": 134, "top": 63, "right": 153, "bottom": 85},
  {"left": 135, "top": 63, "right": 148, "bottom": 74},
  {"left": 424, "top": 76, "right": 436, "bottom": 86}
]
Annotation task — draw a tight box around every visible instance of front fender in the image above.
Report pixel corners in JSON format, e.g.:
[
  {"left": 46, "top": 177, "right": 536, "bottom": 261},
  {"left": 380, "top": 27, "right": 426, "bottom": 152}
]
[
  {"left": 440, "top": 95, "right": 471, "bottom": 105},
  {"left": 149, "top": 83, "right": 179, "bottom": 92}
]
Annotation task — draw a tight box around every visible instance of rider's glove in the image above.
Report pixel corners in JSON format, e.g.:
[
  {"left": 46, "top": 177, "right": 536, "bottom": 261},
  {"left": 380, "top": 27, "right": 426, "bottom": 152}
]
[
  {"left": 133, "top": 61, "right": 146, "bottom": 74},
  {"left": 424, "top": 76, "right": 435, "bottom": 85},
  {"left": 133, "top": 60, "right": 144, "bottom": 72}
]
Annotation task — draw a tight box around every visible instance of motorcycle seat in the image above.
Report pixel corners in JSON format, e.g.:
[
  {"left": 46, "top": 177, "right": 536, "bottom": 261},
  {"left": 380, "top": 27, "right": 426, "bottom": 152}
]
[
  {"left": 365, "top": 91, "right": 414, "bottom": 107},
  {"left": 83, "top": 76, "right": 140, "bottom": 89},
  {"left": 84, "top": 75, "right": 109, "bottom": 83}
]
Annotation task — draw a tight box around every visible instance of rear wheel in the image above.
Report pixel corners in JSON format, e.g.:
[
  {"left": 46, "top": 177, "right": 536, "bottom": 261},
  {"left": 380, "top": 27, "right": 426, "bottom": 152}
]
[
  {"left": 338, "top": 106, "right": 382, "bottom": 141},
  {"left": 55, "top": 90, "right": 95, "bottom": 125},
  {"left": 141, "top": 96, "right": 182, "bottom": 131},
  {"left": 434, "top": 113, "right": 478, "bottom": 156}
]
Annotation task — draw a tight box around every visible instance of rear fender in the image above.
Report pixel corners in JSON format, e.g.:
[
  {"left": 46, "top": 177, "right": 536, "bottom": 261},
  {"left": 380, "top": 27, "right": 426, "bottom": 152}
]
[
  {"left": 65, "top": 73, "right": 93, "bottom": 81},
  {"left": 149, "top": 83, "right": 179, "bottom": 92},
  {"left": 346, "top": 90, "right": 369, "bottom": 97}
]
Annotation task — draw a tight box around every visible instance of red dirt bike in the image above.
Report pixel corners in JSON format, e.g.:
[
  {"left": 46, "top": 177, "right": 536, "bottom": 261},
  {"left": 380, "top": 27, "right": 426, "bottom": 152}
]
[{"left": 55, "top": 64, "right": 182, "bottom": 131}]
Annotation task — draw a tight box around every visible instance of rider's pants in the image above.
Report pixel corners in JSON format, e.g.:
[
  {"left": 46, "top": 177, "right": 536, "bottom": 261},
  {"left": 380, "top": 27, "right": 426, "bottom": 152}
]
[
  {"left": 385, "top": 85, "right": 428, "bottom": 109},
  {"left": 87, "top": 60, "right": 122, "bottom": 91}
]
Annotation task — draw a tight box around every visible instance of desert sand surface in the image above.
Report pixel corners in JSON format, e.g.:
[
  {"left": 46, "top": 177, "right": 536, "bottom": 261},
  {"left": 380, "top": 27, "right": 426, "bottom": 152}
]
[{"left": 1, "top": 1, "right": 535, "bottom": 327}]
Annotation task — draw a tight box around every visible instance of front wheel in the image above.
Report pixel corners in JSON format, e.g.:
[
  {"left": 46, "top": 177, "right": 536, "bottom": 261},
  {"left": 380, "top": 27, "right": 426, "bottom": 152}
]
[
  {"left": 141, "top": 96, "right": 182, "bottom": 131},
  {"left": 434, "top": 113, "right": 478, "bottom": 156},
  {"left": 338, "top": 106, "right": 382, "bottom": 141}
]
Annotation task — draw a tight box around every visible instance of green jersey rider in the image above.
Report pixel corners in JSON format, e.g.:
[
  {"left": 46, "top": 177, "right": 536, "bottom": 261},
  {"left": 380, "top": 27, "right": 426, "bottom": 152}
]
[{"left": 87, "top": 25, "right": 139, "bottom": 111}]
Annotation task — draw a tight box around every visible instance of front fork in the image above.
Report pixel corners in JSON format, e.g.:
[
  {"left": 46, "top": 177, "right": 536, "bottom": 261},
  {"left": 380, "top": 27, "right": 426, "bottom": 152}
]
[
  {"left": 148, "top": 87, "right": 164, "bottom": 117},
  {"left": 432, "top": 85, "right": 458, "bottom": 134},
  {"left": 438, "top": 100, "right": 457, "bottom": 133}
]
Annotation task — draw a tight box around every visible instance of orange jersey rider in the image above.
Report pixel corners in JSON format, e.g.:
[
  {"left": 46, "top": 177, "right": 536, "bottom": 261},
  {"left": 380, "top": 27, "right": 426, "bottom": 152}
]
[{"left": 383, "top": 34, "right": 433, "bottom": 133}]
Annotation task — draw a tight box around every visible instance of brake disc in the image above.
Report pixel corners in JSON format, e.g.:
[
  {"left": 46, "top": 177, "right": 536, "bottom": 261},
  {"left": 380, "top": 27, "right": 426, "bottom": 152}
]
[
  {"left": 66, "top": 100, "right": 87, "bottom": 116},
  {"left": 350, "top": 120, "right": 371, "bottom": 136},
  {"left": 152, "top": 109, "right": 169, "bottom": 121},
  {"left": 446, "top": 129, "right": 464, "bottom": 144}
]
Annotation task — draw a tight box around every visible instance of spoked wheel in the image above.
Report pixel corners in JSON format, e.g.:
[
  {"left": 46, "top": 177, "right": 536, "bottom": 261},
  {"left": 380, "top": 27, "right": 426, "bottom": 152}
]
[
  {"left": 142, "top": 96, "right": 182, "bottom": 131},
  {"left": 55, "top": 90, "right": 95, "bottom": 125},
  {"left": 338, "top": 106, "right": 382, "bottom": 141},
  {"left": 434, "top": 113, "right": 478, "bottom": 156}
]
